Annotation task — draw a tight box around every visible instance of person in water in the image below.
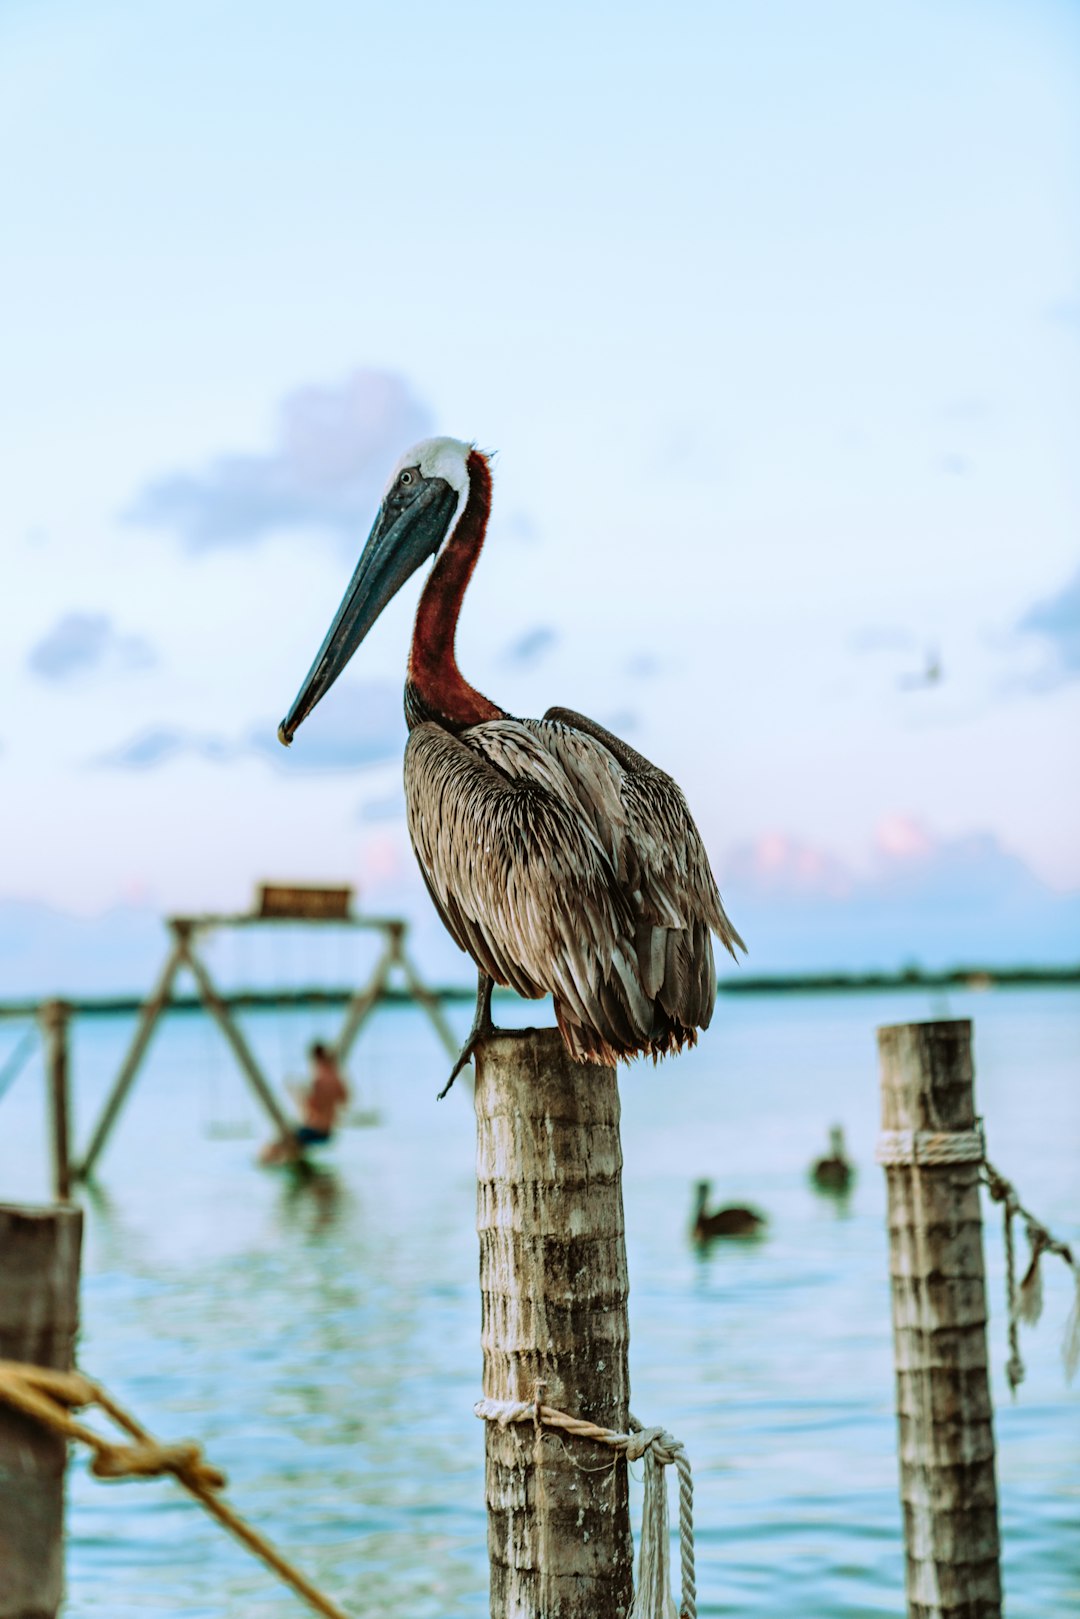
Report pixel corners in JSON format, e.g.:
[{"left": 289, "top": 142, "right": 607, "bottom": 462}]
[{"left": 260, "top": 1041, "right": 349, "bottom": 1164}]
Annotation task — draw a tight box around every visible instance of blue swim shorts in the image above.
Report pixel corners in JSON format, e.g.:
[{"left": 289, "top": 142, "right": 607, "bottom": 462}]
[{"left": 294, "top": 1125, "right": 331, "bottom": 1147}]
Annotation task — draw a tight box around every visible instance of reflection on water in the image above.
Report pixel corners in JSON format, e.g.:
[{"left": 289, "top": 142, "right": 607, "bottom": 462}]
[
  {"left": 279, "top": 1163, "right": 347, "bottom": 1232},
  {"left": 0, "top": 988, "right": 1077, "bottom": 1616}
]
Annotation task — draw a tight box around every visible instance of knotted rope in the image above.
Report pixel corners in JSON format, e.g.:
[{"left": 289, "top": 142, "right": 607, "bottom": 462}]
[
  {"left": 980, "top": 1162, "right": 1080, "bottom": 1394},
  {"left": 875, "top": 1122, "right": 1079, "bottom": 1395},
  {"left": 476, "top": 1394, "right": 695, "bottom": 1619},
  {"left": 0, "top": 1360, "right": 351, "bottom": 1619}
]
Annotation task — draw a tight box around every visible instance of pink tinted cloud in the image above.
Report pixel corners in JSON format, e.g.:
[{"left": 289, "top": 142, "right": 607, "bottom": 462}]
[
  {"left": 874, "top": 814, "right": 934, "bottom": 863},
  {"left": 729, "top": 832, "right": 852, "bottom": 899}
]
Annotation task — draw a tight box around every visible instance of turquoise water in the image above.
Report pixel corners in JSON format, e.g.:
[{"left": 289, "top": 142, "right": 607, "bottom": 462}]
[{"left": 1, "top": 987, "right": 1077, "bottom": 1616}]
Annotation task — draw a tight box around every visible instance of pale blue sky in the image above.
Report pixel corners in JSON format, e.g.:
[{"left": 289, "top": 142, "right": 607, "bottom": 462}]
[{"left": 1, "top": 0, "right": 1077, "bottom": 979}]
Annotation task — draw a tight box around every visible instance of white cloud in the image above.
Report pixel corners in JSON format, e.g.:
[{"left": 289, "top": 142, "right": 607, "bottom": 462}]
[
  {"left": 93, "top": 679, "right": 406, "bottom": 774},
  {"left": 27, "top": 613, "right": 156, "bottom": 681},
  {"left": 1018, "top": 567, "right": 1080, "bottom": 682},
  {"left": 125, "top": 370, "right": 431, "bottom": 550},
  {"left": 500, "top": 626, "right": 558, "bottom": 668},
  {"left": 722, "top": 817, "right": 1080, "bottom": 973}
]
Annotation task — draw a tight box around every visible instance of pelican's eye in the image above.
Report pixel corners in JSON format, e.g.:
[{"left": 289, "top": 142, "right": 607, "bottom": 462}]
[{"left": 388, "top": 465, "right": 423, "bottom": 506}]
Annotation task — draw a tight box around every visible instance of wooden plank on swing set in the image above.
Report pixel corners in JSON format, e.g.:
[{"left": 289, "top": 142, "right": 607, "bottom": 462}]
[{"left": 255, "top": 883, "right": 354, "bottom": 922}]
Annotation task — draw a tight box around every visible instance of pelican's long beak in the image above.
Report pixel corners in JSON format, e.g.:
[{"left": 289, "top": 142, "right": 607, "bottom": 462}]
[{"left": 278, "top": 476, "right": 457, "bottom": 745}]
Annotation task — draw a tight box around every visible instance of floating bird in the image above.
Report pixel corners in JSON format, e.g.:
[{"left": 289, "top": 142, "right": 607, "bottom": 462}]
[
  {"left": 810, "top": 1125, "right": 854, "bottom": 1194},
  {"left": 690, "top": 1180, "right": 766, "bottom": 1242},
  {"left": 279, "top": 438, "right": 743, "bottom": 1089}
]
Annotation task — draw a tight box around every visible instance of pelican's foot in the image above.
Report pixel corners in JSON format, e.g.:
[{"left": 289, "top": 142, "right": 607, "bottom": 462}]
[
  {"left": 437, "top": 974, "right": 495, "bottom": 1100},
  {"left": 436, "top": 1027, "right": 491, "bottom": 1100}
]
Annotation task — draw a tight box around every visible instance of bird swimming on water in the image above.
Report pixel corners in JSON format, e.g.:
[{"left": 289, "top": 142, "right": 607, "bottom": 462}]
[
  {"left": 810, "top": 1125, "right": 854, "bottom": 1194},
  {"left": 279, "top": 437, "right": 744, "bottom": 1090},
  {"left": 690, "top": 1181, "right": 766, "bottom": 1242}
]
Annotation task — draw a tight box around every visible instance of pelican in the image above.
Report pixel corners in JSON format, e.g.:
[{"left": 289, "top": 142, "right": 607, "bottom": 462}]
[
  {"left": 690, "top": 1181, "right": 766, "bottom": 1242},
  {"left": 279, "top": 437, "right": 744, "bottom": 1090},
  {"left": 810, "top": 1125, "right": 854, "bottom": 1194}
]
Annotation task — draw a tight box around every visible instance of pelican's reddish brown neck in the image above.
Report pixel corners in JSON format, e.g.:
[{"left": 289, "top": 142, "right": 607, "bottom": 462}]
[{"left": 406, "top": 449, "right": 503, "bottom": 730}]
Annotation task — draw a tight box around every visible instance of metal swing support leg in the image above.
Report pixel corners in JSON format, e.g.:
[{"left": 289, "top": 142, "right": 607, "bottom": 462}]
[
  {"left": 76, "top": 934, "right": 187, "bottom": 1182},
  {"left": 77, "top": 920, "right": 296, "bottom": 1181},
  {"left": 333, "top": 922, "right": 461, "bottom": 1068},
  {"left": 394, "top": 938, "right": 463, "bottom": 1063},
  {"left": 333, "top": 928, "right": 400, "bottom": 1065},
  {"left": 174, "top": 927, "right": 292, "bottom": 1139}
]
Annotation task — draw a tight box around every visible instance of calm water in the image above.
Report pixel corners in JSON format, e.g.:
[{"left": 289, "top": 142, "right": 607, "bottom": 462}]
[{"left": 1, "top": 987, "right": 1078, "bottom": 1616}]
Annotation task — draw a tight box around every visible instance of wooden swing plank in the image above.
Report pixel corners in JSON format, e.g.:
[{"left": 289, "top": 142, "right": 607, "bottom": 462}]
[{"left": 256, "top": 885, "right": 353, "bottom": 921}]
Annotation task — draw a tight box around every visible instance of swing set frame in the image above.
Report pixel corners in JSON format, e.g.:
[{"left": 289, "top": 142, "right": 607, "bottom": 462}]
[{"left": 75, "top": 885, "right": 461, "bottom": 1182}]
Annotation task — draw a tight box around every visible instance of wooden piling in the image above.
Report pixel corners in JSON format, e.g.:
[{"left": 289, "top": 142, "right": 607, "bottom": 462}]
[
  {"left": 39, "top": 1002, "right": 72, "bottom": 1203},
  {"left": 0, "top": 1203, "right": 83, "bottom": 1619},
  {"left": 877, "top": 1020, "right": 1002, "bottom": 1619},
  {"left": 475, "top": 1027, "right": 634, "bottom": 1619}
]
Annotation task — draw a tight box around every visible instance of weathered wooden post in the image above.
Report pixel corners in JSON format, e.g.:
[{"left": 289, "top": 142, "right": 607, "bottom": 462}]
[
  {"left": 877, "top": 1020, "right": 1002, "bottom": 1619},
  {"left": 475, "top": 1027, "right": 635, "bottom": 1619},
  {"left": 0, "top": 1203, "right": 83, "bottom": 1619},
  {"left": 39, "top": 1001, "right": 72, "bottom": 1203}
]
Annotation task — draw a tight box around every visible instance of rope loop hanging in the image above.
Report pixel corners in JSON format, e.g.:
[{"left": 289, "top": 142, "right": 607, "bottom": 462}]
[
  {"left": 475, "top": 1393, "right": 696, "bottom": 1619},
  {"left": 875, "top": 1116, "right": 1079, "bottom": 1394},
  {"left": 980, "top": 1161, "right": 1080, "bottom": 1392}
]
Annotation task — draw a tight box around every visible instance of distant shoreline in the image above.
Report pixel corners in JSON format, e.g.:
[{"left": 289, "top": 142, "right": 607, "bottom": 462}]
[{"left": 1, "top": 963, "right": 1077, "bottom": 1019}]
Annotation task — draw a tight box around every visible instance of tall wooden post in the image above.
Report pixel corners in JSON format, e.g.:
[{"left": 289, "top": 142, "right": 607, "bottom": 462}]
[
  {"left": 877, "top": 1020, "right": 1002, "bottom": 1619},
  {"left": 475, "top": 1028, "right": 634, "bottom": 1619},
  {"left": 39, "top": 1001, "right": 72, "bottom": 1203},
  {"left": 0, "top": 1204, "right": 83, "bottom": 1619}
]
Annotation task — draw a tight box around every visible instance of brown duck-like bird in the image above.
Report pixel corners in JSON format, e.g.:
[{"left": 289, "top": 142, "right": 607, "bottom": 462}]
[
  {"left": 279, "top": 437, "right": 744, "bottom": 1089},
  {"left": 691, "top": 1181, "right": 766, "bottom": 1242},
  {"left": 811, "top": 1126, "right": 854, "bottom": 1194}
]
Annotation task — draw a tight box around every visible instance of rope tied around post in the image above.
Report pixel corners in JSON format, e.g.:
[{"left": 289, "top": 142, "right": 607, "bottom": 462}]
[
  {"left": 0, "top": 1359, "right": 352, "bottom": 1619},
  {"left": 875, "top": 1120, "right": 1080, "bottom": 1394},
  {"left": 475, "top": 1394, "right": 696, "bottom": 1619},
  {"left": 875, "top": 1122, "right": 986, "bottom": 1166},
  {"left": 980, "top": 1161, "right": 1080, "bottom": 1393}
]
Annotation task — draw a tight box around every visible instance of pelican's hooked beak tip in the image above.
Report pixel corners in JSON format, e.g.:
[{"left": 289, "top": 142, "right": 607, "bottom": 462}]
[{"left": 277, "top": 721, "right": 293, "bottom": 748}]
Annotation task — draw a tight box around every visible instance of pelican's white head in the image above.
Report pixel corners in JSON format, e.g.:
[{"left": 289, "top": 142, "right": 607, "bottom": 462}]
[
  {"left": 385, "top": 436, "right": 473, "bottom": 499},
  {"left": 382, "top": 436, "right": 474, "bottom": 547}
]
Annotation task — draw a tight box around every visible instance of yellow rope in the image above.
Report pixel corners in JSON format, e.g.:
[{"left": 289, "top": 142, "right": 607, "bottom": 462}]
[{"left": 0, "top": 1360, "right": 352, "bottom": 1619}]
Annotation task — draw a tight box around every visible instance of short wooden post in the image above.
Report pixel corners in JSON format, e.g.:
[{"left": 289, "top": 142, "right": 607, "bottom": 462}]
[
  {"left": 475, "top": 1028, "right": 634, "bottom": 1619},
  {"left": 0, "top": 1203, "right": 83, "bottom": 1619},
  {"left": 877, "top": 1020, "right": 1002, "bottom": 1619},
  {"left": 39, "top": 1001, "right": 72, "bottom": 1203}
]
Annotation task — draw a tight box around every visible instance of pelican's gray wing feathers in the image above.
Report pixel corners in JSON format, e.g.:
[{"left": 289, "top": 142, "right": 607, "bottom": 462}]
[
  {"left": 404, "top": 709, "right": 743, "bottom": 1065},
  {"left": 404, "top": 720, "right": 651, "bottom": 1060}
]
